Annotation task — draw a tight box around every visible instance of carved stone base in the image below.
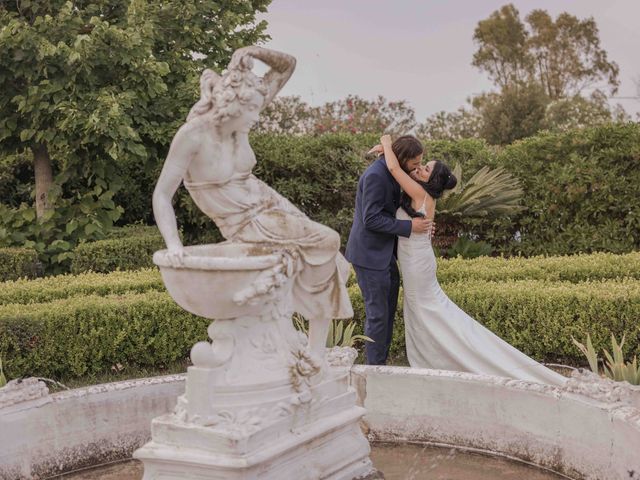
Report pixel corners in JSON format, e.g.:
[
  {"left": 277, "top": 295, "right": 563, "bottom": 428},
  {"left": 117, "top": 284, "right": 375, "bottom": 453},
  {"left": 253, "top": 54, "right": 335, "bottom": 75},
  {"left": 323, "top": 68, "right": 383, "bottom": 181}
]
[{"left": 134, "top": 370, "right": 374, "bottom": 480}]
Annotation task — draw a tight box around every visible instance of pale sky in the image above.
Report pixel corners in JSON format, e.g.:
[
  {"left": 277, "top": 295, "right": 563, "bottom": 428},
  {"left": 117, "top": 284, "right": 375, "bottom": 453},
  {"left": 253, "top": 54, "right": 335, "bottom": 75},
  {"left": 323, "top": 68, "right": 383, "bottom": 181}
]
[{"left": 258, "top": 0, "right": 640, "bottom": 122}]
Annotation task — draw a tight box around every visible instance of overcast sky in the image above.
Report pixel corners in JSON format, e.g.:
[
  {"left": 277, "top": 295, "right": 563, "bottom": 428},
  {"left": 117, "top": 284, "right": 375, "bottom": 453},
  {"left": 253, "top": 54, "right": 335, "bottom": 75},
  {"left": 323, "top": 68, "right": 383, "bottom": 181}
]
[{"left": 257, "top": 0, "right": 640, "bottom": 121}]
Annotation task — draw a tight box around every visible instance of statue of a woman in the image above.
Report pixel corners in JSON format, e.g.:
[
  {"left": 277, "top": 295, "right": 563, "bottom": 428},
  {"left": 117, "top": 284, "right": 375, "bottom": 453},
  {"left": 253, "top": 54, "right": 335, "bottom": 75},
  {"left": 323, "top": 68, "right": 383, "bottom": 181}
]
[{"left": 153, "top": 46, "right": 353, "bottom": 359}]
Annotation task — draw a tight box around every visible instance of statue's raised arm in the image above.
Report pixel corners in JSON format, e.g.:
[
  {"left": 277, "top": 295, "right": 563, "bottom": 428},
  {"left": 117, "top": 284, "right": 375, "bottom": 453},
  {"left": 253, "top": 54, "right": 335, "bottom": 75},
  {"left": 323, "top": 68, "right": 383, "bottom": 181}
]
[{"left": 228, "top": 46, "right": 296, "bottom": 108}]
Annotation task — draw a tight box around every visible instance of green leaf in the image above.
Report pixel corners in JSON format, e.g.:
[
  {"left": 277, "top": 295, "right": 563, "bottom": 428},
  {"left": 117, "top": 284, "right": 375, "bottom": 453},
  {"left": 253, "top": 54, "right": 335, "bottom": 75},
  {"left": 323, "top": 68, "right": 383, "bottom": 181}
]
[{"left": 84, "top": 223, "right": 99, "bottom": 235}]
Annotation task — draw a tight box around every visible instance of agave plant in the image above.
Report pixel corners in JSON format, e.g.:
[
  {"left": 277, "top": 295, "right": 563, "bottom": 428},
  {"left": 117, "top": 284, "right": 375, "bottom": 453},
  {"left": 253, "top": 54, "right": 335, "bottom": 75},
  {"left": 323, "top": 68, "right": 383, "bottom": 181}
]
[
  {"left": 326, "top": 320, "right": 372, "bottom": 348},
  {"left": 572, "top": 333, "right": 640, "bottom": 385},
  {"left": 293, "top": 315, "right": 372, "bottom": 349},
  {"left": 0, "top": 357, "right": 7, "bottom": 388}
]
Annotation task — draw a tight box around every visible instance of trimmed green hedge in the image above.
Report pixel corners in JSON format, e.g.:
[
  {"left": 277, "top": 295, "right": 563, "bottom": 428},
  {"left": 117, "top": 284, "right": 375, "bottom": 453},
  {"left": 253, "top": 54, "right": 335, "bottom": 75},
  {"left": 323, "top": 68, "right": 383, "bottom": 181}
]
[
  {"left": 437, "top": 251, "right": 640, "bottom": 283},
  {"left": 0, "top": 292, "right": 208, "bottom": 379},
  {"left": 3, "top": 252, "right": 640, "bottom": 379},
  {"left": 71, "top": 234, "right": 165, "bottom": 273},
  {"left": 0, "top": 269, "right": 162, "bottom": 305},
  {"left": 349, "top": 279, "right": 640, "bottom": 365},
  {"left": 0, "top": 247, "right": 40, "bottom": 281}
]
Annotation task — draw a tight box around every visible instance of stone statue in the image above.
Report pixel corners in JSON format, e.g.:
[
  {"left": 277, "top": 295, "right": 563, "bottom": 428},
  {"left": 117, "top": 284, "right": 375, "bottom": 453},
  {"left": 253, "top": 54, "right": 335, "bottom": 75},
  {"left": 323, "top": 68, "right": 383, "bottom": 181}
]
[
  {"left": 138, "top": 46, "right": 375, "bottom": 479},
  {"left": 152, "top": 46, "right": 353, "bottom": 360}
]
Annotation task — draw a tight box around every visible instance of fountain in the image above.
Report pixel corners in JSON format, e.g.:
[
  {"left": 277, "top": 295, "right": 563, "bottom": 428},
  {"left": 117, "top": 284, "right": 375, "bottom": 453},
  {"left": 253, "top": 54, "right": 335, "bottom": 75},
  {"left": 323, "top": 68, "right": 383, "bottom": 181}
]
[{"left": 132, "top": 243, "right": 374, "bottom": 479}]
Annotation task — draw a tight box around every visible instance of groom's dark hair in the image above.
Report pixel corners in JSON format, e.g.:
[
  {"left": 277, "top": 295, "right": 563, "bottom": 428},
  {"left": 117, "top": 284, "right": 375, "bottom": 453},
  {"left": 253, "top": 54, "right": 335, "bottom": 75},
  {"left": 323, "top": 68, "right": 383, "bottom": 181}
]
[{"left": 391, "top": 135, "right": 424, "bottom": 171}]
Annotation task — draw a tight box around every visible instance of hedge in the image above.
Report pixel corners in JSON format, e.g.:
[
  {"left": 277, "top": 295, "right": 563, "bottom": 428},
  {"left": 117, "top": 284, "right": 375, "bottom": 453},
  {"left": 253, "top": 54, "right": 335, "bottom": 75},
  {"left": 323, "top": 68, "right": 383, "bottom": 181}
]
[
  {"left": 110, "top": 124, "right": 640, "bottom": 255},
  {"left": 349, "top": 279, "right": 640, "bottom": 366},
  {"left": 3, "top": 275, "right": 639, "bottom": 380},
  {"left": 70, "top": 233, "right": 165, "bottom": 273},
  {"left": 437, "top": 251, "right": 640, "bottom": 283},
  {"left": 0, "top": 269, "right": 163, "bottom": 305},
  {"left": 0, "top": 291, "right": 208, "bottom": 379},
  {"left": 3, "top": 252, "right": 638, "bottom": 306},
  {"left": 488, "top": 123, "right": 640, "bottom": 255},
  {"left": 0, "top": 247, "right": 41, "bottom": 281}
]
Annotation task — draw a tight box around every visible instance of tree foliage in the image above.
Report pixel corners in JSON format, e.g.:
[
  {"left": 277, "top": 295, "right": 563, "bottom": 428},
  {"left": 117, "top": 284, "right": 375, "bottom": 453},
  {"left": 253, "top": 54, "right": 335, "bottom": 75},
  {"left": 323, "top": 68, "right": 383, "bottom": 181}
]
[
  {"left": 0, "top": 0, "right": 269, "bottom": 272},
  {"left": 472, "top": 4, "right": 620, "bottom": 99},
  {"left": 255, "top": 94, "right": 416, "bottom": 136},
  {"left": 420, "top": 4, "right": 625, "bottom": 144}
]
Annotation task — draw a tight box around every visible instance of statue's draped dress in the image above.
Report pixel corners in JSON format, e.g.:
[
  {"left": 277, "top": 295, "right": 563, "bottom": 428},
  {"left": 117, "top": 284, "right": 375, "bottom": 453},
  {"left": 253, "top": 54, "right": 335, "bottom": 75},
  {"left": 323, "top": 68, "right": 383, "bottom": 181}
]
[{"left": 184, "top": 171, "right": 353, "bottom": 320}]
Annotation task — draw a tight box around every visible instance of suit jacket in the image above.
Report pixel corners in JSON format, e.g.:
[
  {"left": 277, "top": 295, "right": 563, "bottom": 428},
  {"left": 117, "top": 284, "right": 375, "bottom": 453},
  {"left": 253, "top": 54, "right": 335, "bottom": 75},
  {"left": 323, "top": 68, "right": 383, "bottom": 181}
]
[{"left": 345, "top": 157, "right": 412, "bottom": 270}]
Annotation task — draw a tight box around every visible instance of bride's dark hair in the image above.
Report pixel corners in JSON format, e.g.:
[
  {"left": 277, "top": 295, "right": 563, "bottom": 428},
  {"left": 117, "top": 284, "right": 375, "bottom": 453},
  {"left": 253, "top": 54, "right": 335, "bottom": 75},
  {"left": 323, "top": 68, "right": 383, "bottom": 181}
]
[{"left": 401, "top": 161, "right": 458, "bottom": 218}]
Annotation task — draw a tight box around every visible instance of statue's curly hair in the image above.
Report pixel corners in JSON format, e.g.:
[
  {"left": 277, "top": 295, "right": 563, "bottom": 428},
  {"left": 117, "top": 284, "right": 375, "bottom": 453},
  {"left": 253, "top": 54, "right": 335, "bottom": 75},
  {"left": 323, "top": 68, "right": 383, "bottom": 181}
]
[{"left": 187, "top": 56, "right": 268, "bottom": 122}]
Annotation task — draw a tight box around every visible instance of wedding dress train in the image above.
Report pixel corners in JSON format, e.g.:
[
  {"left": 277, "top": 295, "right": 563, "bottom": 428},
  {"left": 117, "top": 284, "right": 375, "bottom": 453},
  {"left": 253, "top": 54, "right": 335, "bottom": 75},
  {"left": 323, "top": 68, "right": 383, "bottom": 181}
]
[{"left": 396, "top": 207, "right": 566, "bottom": 386}]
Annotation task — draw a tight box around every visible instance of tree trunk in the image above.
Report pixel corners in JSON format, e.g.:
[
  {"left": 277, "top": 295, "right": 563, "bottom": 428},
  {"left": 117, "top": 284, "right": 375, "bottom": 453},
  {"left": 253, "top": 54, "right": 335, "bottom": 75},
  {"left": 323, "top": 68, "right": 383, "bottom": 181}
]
[{"left": 32, "top": 143, "right": 53, "bottom": 219}]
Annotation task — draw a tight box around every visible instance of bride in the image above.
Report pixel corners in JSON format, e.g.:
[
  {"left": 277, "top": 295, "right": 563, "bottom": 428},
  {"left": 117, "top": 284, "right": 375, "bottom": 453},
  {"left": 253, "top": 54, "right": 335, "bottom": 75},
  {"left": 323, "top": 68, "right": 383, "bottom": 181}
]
[{"left": 375, "top": 134, "right": 566, "bottom": 386}]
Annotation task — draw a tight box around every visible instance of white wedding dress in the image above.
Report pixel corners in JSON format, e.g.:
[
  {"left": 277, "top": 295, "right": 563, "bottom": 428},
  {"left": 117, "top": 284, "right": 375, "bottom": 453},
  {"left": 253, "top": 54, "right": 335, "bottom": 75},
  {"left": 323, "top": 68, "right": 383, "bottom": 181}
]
[{"left": 396, "top": 205, "right": 566, "bottom": 386}]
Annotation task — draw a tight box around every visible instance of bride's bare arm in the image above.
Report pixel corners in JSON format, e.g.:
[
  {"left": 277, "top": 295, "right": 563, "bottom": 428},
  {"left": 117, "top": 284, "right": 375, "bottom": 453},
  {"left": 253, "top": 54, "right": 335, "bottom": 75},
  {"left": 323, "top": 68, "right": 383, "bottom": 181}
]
[
  {"left": 380, "top": 135, "right": 427, "bottom": 205},
  {"left": 152, "top": 126, "right": 199, "bottom": 261},
  {"left": 230, "top": 46, "right": 296, "bottom": 107}
]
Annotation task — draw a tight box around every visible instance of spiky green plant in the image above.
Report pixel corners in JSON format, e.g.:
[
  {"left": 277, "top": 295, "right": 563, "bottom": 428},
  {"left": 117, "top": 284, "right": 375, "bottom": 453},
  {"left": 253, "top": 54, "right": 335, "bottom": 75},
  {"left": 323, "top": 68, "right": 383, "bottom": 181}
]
[
  {"left": 572, "top": 333, "right": 640, "bottom": 385},
  {"left": 571, "top": 333, "right": 599, "bottom": 374},
  {"left": 438, "top": 165, "right": 525, "bottom": 218},
  {"left": 326, "top": 320, "right": 373, "bottom": 348},
  {"left": 293, "top": 315, "right": 372, "bottom": 348},
  {"left": 0, "top": 357, "right": 7, "bottom": 388}
]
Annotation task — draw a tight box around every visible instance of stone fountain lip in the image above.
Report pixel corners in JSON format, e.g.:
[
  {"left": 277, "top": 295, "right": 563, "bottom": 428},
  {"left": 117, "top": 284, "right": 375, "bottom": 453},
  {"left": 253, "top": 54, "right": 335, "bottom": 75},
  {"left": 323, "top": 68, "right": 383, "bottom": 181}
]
[{"left": 153, "top": 242, "right": 284, "bottom": 271}]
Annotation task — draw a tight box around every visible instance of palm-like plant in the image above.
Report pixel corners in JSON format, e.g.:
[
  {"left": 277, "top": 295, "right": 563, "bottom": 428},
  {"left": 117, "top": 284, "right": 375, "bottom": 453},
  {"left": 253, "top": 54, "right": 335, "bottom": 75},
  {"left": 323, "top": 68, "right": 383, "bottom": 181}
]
[
  {"left": 434, "top": 165, "right": 525, "bottom": 249},
  {"left": 438, "top": 165, "right": 525, "bottom": 217},
  {"left": 572, "top": 333, "right": 640, "bottom": 385},
  {"left": 0, "top": 357, "right": 7, "bottom": 388}
]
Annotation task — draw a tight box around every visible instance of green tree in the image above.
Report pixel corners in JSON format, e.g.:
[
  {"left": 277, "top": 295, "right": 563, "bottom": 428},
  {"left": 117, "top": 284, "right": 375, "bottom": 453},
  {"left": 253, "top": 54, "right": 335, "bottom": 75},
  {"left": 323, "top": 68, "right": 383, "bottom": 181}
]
[
  {"left": 0, "top": 0, "right": 269, "bottom": 270},
  {"left": 473, "top": 4, "right": 620, "bottom": 99},
  {"left": 311, "top": 95, "right": 416, "bottom": 136},
  {"left": 525, "top": 9, "right": 619, "bottom": 99},
  {"left": 462, "top": 4, "right": 624, "bottom": 144},
  {"left": 543, "top": 91, "right": 628, "bottom": 132},
  {"left": 256, "top": 96, "right": 314, "bottom": 134},
  {"left": 473, "top": 82, "right": 549, "bottom": 145},
  {"left": 415, "top": 107, "right": 481, "bottom": 141},
  {"left": 472, "top": 4, "right": 532, "bottom": 89}
]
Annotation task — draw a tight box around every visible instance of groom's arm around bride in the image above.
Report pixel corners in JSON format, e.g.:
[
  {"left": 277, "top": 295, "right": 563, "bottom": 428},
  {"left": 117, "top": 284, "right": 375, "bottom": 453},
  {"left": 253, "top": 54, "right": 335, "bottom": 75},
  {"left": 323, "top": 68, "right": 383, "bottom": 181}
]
[{"left": 345, "top": 135, "right": 431, "bottom": 365}]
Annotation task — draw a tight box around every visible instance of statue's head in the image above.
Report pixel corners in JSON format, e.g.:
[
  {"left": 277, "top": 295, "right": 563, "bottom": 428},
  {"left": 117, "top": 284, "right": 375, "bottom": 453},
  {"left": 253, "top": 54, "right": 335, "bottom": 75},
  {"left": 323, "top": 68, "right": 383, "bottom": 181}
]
[{"left": 187, "top": 55, "right": 268, "bottom": 133}]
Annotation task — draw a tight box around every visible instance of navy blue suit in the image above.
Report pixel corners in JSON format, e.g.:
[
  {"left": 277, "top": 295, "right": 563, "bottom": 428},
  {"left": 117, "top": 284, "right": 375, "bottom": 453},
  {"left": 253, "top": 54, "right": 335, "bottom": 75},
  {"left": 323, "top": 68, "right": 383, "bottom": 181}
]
[{"left": 345, "top": 157, "right": 412, "bottom": 364}]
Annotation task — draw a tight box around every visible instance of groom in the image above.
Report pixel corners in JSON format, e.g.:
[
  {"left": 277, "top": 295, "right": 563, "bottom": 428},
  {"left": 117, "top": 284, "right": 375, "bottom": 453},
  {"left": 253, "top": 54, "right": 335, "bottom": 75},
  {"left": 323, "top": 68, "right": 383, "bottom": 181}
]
[{"left": 345, "top": 135, "right": 432, "bottom": 365}]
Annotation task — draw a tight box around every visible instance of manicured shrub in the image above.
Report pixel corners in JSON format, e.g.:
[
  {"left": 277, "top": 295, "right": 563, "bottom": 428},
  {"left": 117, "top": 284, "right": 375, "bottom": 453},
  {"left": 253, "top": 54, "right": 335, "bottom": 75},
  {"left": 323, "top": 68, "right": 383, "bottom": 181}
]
[
  {"left": 0, "top": 292, "right": 208, "bottom": 379},
  {"left": 0, "top": 247, "right": 40, "bottom": 281},
  {"left": 489, "top": 123, "right": 640, "bottom": 255},
  {"left": 437, "top": 251, "right": 640, "bottom": 283},
  {"left": 0, "top": 269, "right": 163, "bottom": 305},
  {"left": 71, "top": 234, "right": 165, "bottom": 273},
  {"left": 349, "top": 279, "right": 640, "bottom": 366}
]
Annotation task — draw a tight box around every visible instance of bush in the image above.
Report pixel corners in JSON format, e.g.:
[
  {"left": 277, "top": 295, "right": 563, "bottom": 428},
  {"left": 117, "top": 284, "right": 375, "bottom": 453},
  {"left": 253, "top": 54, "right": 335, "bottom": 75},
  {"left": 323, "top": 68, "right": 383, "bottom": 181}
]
[
  {"left": 0, "top": 292, "right": 208, "bottom": 379},
  {"left": 0, "top": 247, "right": 41, "bottom": 281},
  {"left": 71, "top": 234, "right": 165, "bottom": 273},
  {"left": 3, "top": 251, "right": 639, "bottom": 379},
  {"left": 0, "top": 269, "right": 162, "bottom": 305},
  {"left": 437, "top": 251, "right": 640, "bottom": 283},
  {"left": 348, "top": 278, "right": 640, "bottom": 366},
  {"left": 489, "top": 123, "right": 640, "bottom": 255}
]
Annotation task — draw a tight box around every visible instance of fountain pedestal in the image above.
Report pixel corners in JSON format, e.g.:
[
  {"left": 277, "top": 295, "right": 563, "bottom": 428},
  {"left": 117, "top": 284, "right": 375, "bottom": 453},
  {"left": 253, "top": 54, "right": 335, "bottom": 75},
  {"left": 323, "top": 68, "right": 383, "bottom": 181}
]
[{"left": 133, "top": 243, "right": 374, "bottom": 479}]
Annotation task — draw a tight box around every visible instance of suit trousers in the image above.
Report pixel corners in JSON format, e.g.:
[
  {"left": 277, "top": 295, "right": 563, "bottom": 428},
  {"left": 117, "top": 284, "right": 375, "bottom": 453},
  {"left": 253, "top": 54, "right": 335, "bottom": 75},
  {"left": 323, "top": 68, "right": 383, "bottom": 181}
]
[{"left": 353, "top": 260, "right": 400, "bottom": 365}]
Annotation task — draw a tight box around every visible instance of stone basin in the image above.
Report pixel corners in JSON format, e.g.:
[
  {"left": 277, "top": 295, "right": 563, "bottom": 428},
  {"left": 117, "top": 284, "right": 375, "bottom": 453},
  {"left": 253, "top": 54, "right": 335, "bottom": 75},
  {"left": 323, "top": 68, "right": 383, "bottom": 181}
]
[{"left": 153, "top": 242, "right": 292, "bottom": 319}]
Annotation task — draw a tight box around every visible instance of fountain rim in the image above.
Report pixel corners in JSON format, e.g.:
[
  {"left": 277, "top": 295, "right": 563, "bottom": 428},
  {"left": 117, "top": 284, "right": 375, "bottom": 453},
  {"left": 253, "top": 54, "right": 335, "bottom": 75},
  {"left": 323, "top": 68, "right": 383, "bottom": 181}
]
[{"left": 152, "top": 242, "right": 284, "bottom": 271}]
